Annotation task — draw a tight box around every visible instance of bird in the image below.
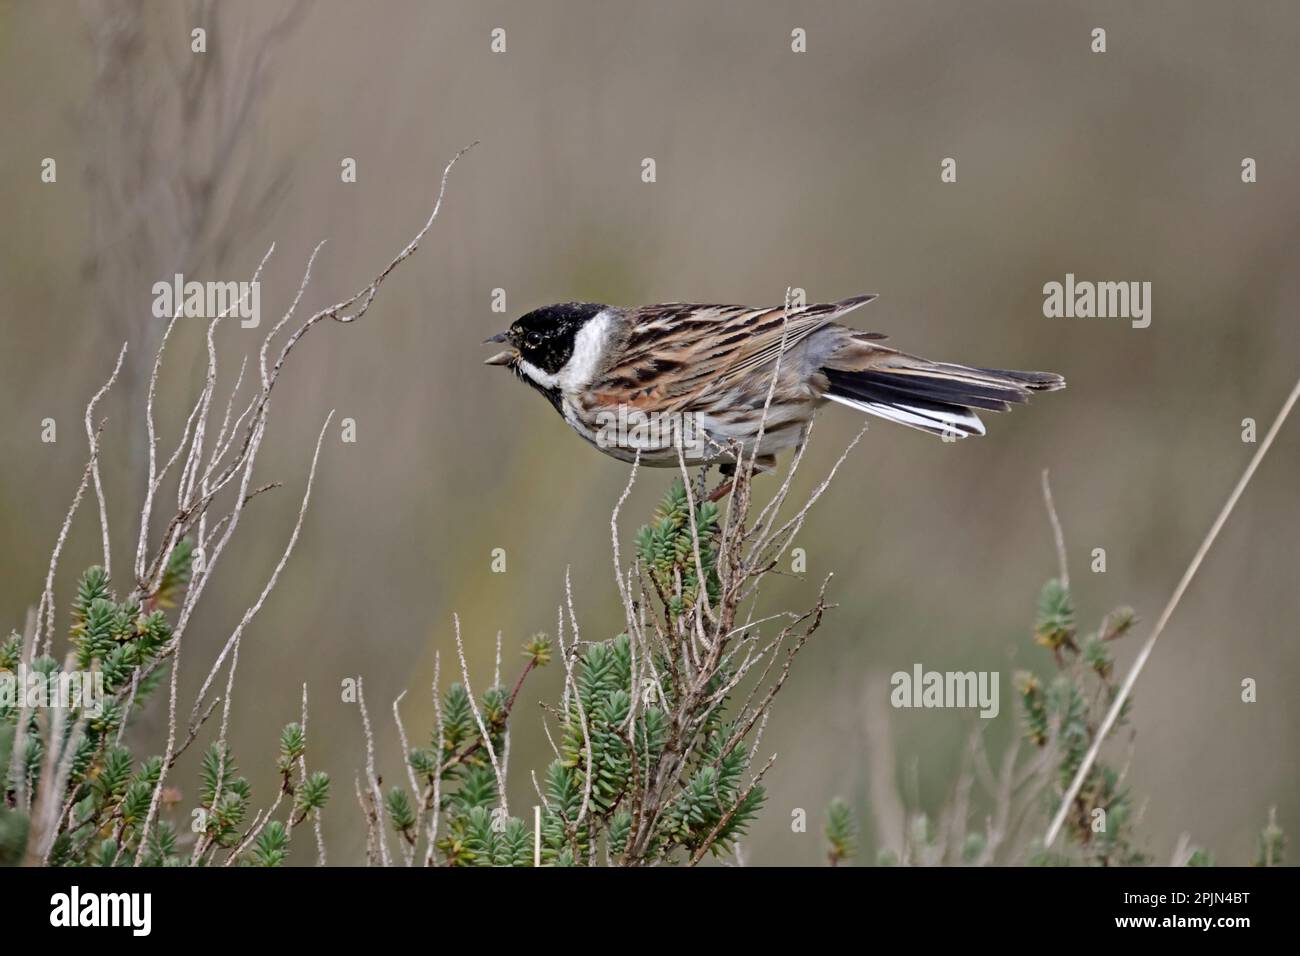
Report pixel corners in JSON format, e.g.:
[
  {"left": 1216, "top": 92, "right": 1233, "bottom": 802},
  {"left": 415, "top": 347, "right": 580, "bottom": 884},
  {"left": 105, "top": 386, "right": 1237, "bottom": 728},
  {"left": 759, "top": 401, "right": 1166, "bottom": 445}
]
[{"left": 484, "top": 296, "right": 1064, "bottom": 497}]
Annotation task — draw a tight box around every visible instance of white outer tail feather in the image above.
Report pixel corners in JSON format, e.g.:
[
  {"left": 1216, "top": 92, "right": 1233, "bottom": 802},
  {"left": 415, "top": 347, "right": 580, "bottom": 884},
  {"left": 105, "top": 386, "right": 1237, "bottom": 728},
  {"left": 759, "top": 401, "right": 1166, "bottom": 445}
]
[{"left": 826, "top": 393, "right": 986, "bottom": 438}]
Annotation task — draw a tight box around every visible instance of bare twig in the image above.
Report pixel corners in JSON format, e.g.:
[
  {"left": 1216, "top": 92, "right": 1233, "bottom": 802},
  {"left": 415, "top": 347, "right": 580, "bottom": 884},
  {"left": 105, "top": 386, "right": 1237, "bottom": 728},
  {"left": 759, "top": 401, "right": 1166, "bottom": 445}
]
[
  {"left": 1041, "top": 469, "right": 1069, "bottom": 590},
  {"left": 85, "top": 343, "right": 128, "bottom": 580},
  {"left": 356, "top": 677, "right": 392, "bottom": 868},
  {"left": 453, "top": 613, "right": 509, "bottom": 815},
  {"left": 1044, "top": 375, "right": 1300, "bottom": 848}
]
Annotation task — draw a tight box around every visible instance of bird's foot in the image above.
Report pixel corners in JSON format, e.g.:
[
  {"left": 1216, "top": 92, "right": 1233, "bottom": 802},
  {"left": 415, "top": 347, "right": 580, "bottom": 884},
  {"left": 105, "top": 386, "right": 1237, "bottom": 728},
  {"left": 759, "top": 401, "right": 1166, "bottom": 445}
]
[{"left": 705, "top": 478, "right": 736, "bottom": 503}]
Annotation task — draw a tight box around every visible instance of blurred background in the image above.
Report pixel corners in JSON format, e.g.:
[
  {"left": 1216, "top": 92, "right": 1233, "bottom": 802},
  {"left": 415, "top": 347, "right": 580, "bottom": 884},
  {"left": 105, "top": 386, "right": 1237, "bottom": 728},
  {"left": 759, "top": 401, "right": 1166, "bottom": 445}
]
[{"left": 1, "top": 0, "right": 1296, "bottom": 865}]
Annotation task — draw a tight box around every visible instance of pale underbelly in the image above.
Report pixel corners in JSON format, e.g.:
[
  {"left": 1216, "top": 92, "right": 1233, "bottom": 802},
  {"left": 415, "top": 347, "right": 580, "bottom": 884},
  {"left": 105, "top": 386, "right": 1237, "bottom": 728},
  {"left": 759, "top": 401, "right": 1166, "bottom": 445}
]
[{"left": 561, "top": 396, "right": 817, "bottom": 467}]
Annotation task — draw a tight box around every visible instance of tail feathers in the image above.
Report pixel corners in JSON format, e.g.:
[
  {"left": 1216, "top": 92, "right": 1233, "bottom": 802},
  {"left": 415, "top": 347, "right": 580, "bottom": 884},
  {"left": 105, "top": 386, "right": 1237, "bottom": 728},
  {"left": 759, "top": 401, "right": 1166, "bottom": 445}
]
[
  {"left": 822, "top": 363, "right": 1064, "bottom": 439},
  {"left": 972, "top": 366, "right": 1065, "bottom": 392},
  {"left": 825, "top": 389, "right": 987, "bottom": 437}
]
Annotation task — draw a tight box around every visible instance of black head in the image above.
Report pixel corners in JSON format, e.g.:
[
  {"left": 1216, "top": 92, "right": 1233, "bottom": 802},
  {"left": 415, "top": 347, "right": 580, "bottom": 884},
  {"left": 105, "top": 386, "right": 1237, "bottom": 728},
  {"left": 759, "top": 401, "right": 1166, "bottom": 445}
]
[{"left": 485, "top": 302, "right": 606, "bottom": 375}]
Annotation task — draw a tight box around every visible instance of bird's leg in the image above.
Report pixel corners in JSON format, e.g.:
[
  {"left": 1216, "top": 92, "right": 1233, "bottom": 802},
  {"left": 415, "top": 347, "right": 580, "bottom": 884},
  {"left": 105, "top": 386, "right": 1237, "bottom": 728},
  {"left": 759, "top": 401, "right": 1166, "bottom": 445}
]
[
  {"left": 707, "top": 460, "right": 739, "bottom": 502},
  {"left": 705, "top": 478, "right": 736, "bottom": 503},
  {"left": 706, "top": 453, "right": 773, "bottom": 502}
]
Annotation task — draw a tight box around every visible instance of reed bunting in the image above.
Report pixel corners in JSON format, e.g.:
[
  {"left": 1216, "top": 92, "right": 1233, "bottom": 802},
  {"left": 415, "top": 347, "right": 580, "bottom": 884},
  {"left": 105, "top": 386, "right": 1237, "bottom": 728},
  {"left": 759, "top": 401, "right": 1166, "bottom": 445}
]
[{"left": 484, "top": 296, "right": 1063, "bottom": 493}]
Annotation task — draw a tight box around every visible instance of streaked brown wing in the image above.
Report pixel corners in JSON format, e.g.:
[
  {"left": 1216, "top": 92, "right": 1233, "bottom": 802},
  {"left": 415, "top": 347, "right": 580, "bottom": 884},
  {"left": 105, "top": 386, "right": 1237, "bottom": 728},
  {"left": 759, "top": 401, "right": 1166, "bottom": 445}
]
[{"left": 590, "top": 297, "right": 878, "bottom": 411}]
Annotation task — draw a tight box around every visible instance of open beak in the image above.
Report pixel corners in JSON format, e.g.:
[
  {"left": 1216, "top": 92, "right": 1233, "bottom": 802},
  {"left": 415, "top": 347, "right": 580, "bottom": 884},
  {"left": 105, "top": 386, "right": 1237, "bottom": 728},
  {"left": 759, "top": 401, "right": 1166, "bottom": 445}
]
[{"left": 482, "top": 331, "right": 516, "bottom": 365}]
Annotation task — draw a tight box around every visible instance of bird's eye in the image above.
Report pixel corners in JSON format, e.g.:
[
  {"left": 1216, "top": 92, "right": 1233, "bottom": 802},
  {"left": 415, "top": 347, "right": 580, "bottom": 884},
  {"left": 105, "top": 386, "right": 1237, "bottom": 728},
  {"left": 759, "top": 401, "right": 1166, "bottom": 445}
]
[{"left": 525, "top": 331, "right": 543, "bottom": 348}]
